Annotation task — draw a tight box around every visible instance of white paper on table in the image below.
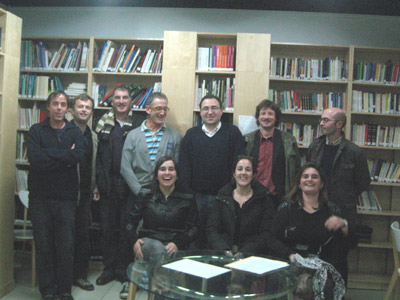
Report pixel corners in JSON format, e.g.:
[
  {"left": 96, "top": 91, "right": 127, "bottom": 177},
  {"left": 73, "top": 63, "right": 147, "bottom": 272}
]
[
  {"left": 225, "top": 256, "right": 289, "bottom": 275},
  {"left": 162, "top": 259, "right": 231, "bottom": 279},
  {"left": 238, "top": 115, "right": 259, "bottom": 135}
]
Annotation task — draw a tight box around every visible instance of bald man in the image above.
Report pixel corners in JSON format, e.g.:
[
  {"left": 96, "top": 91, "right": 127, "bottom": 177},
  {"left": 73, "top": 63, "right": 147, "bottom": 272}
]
[{"left": 307, "top": 107, "right": 370, "bottom": 283}]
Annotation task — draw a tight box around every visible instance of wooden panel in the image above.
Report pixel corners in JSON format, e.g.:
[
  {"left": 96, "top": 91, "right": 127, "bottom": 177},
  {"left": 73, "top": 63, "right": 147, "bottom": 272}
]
[
  {"left": 3, "top": 13, "right": 22, "bottom": 57},
  {"left": 163, "top": 31, "right": 196, "bottom": 70},
  {"left": 236, "top": 33, "right": 271, "bottom": 73}
]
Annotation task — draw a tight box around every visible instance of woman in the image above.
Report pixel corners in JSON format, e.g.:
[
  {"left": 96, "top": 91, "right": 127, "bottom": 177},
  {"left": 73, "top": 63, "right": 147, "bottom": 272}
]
[
  {"left": 125, "top": 156, "right": 198, "bottom": 259},
  {"left": 271, "top": 162, "right": 356, "bottom": 282},
  {"left": 206, "top": 155, "right": 277, "bottom": 255}
]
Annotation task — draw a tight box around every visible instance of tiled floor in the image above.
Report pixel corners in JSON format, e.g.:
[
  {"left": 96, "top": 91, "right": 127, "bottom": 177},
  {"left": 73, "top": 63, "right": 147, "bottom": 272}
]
[{"left": 1, "top": 252, "right": 390, "bottom": 300}]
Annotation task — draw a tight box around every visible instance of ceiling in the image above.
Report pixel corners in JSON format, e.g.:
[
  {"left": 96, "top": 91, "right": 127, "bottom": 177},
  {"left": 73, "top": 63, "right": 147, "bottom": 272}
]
[{"left": 1, "top": 0, "right": 400, "bottom": 17}]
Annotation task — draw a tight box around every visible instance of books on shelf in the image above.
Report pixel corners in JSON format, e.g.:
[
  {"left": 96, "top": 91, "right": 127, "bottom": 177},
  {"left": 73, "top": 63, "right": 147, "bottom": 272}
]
[
  {"left": 197, "top": 45, "right": 235, "bottom": 71},
  {"left": 20, "top": 40, "right": 89, "bottom": 71},
  {"left": 270, "top": 57, "right": 347, "bottom": 81},
  {"left": 19, "top": 74, "right": 63, "bottom": 98},
  {"left": 93, "top": 40, "right": 163, "bottom": 74},
  {"left": 278, "top": 122, "right": 322, "bottom": 147},
  {"left": 352, "top": 90, "right": 400, "bottom": 114},
  {"left": 195, "top": 77, "right": 235, "bottom": 110},
  {"left": 16, "top": 132, "right": 28, "bottom": 163},
  {"left": 19, "top": 107, "right": 39, "bottom": 129},
  {"left": 16, "top": 169, "right": 28, "bottom": 192},
  {"left": 353, "top": 60, "right": 400, "bottom": 84},
  {"left": 64, "top": 82, "right": 87, "bottom": 97},
  {"left": 357, "top": 190, "right": 382, "bottom": 211},
  {"left": 351, "top": 123, "right": 400, "bottom": 148},
  {"left": 269, "top": 89, "right": 345, "bottom": 113},
  {"left": 368, "top": 159, "right": 400, "bottom": 183}
]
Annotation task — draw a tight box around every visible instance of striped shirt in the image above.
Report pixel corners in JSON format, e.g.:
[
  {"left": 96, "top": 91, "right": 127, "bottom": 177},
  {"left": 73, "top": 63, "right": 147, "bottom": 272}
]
[{"left": 141, "top": 120, "right": 166, "bottom": 165}]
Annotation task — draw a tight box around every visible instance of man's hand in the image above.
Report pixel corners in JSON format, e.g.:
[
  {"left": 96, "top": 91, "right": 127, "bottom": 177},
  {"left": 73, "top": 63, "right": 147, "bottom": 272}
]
[{"left": 93, "top": 193, "right": 100, "bottom": 201}]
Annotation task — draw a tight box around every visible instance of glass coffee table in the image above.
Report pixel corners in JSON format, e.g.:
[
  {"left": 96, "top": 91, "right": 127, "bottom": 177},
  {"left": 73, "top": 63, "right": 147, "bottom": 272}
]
[{"left": 126, "top": 250, "right": 307, "bottom": 300}]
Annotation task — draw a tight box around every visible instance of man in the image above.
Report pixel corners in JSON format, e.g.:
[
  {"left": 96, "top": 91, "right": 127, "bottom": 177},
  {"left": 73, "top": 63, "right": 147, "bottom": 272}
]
[
  {"left": 121, "top": 92, "right": 181, "bottom": 197},
  {"left": 95, "top": 85, "right": 145, "bottom": 297},
  {"left": 307, "top": 107, "right": 370, "bottom": 283},
  {"left": 179, "top": 95, "right": 245, "bottom": 247},
  {"left": 70, "top": 94, "right": 99, "bottom": 291},
  {"left": 27, "top": 91, "right": 86, "bottom": 300},
  {"left": 245, "top": 100, "right": 300, "bottom": 207}
]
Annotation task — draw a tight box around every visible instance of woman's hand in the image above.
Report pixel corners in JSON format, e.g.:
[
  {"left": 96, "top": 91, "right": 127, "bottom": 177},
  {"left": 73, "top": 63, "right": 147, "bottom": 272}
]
[
  {"left": 165, "top": 242, "right": 178, "bottom": 255},
  {"left": 133, "top": 239, "right": 145, "bottom": 259},
  {"left": 325, "top": 216, "right": 349, "bottom": 235}
]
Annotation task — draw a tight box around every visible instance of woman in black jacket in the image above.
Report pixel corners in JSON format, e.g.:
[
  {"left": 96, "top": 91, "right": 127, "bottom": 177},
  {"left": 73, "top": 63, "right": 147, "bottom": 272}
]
[
  {"left": 126, "top": 156, "right": 198, "bottom": 258},
  {"left": 206, "top": 155, "right": 277, "bottom": 255}
]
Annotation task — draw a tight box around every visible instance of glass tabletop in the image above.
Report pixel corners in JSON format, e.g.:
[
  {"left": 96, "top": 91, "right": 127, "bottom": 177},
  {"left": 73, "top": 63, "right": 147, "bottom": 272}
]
[{"left": 127, "top": 250, "right": 308, "bottom": 300}]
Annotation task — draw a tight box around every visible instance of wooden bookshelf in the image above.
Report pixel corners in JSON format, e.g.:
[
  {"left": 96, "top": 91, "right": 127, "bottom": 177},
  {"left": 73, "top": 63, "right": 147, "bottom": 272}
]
[{"left": 0, "top": 8, "right": 22, "bottom": 298}]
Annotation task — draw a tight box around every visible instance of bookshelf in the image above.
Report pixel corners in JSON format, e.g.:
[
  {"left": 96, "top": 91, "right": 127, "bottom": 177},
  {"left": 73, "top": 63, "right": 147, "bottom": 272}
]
[{"left": 0, "top": 8, "right": 22, "bottom": 297}]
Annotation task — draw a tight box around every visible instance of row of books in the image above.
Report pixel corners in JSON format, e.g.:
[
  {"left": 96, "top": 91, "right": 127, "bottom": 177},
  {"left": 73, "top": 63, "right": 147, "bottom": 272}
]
[
  {"left": 195, "top": 77, "right": 235, "bottom": 110},
  {"left": 95, "top": 82, "right": 162, "bottom": 108},
  {"left": 64, "top": 82, "right": 87, "bottom": 97},
  {"left": 350, "top": 123, "right": 400, "bottom": 148},
  {"left": 16, "top": 132, "right": 27, "bottom": 163},
  {"left": 367, "top": 159, "right": 400, "bottom": 183},
  {"left": 269, "top": 89, "right": 344, "bottom": 112},
  {"left": 19, "top": 75, "right": 63, "bottom": 98},
  {"left": 19, "top": 107, "right": 40, "bottom": 129},
  {"left": 269, "top": 57, "right": 348, "bottom": 81},
  {"left": 357, "top": 190, "right": 382, "bottom": 211},
  {"left": 278, "top": 123, "right": 322, "bottom": 147},
  {"left": 21, "top": 40, "right": 89, "bottom": 71},
  {"left": 197, "top": 45, "right": 235, "bottom": 71},
  {"left": 352, "top": 90, "right": 400, "bottom": 114},
  {"left": 353, "top": 60, "right": 400, "bottom": 84},
  {"left": 16, "top": 170, "right": 28, "bottom": 192},
  {"left": 93, "top": 41, "right": 163, "bottom": 74}
]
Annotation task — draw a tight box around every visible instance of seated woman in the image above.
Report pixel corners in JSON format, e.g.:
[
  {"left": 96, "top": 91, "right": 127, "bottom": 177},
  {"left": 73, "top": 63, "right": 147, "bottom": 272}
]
[
  {"left": 206, "top": 155, "right": 277, "bottom": 256},
  {"left": 126, "top": 156, "right": 198, "bottom": 259},
  {"left": 271, "top": 162, "right": 356, "bottom": 283}
]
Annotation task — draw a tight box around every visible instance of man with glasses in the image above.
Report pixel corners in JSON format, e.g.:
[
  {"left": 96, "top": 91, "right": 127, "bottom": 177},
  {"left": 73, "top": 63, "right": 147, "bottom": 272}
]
[
  {"left": 307, "top": 107, "right": 370, "bottom": 283},
  {"left": 95, "top": 85, "right": 144, "bottom": 296},
  {"left": 121, "top": 92, "right": 181, "bottom": 197},
  {"left": 179, "top": 95, "right": 245, "bottom": 248}
]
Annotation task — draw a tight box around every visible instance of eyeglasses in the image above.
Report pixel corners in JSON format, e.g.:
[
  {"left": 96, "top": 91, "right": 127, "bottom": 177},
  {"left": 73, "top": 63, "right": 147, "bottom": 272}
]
[
  {"left": 319, "top": 118, "right": 337, "bottom": 123},
  {"left": 113, "top": 95, "right": 131, "bottom": 101},
  {"left": 151, "top": 106, "right": 169, "bottom": 112},
  {"left": 200, "top": 106, "right": 221, "bottom": 112}
]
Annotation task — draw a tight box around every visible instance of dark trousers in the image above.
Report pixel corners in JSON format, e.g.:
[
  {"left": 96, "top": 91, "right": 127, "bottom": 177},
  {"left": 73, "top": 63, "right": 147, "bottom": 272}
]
[
  {"left": 100, "top": 175, "right": 132, "bottom": 282},
  {"left": 30, "top": 197, "right": 76, "bottom": 296},
  {"left": 194, "top": 193, "right": 216, "bottom": 249},
  {"left": 73, "top": 192, "right": 91, "bottom": 279}
]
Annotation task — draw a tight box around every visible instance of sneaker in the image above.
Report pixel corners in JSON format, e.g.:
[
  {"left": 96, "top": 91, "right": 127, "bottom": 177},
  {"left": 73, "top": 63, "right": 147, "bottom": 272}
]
[
  {"left": 96, "top": 270, "right": 115, "bottom": 285},
  {"left": 120, "top": 282, "right": 129, "bottom": 299},
  {"left": 74, "top": 277, "right": 95, "bottom": 291}
]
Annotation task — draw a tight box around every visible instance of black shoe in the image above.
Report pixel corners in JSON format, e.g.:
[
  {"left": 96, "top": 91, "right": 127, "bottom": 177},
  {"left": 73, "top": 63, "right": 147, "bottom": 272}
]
[
  {"left": 59, "top": 293, "right": 74, "bottom": 300},
  {"left": 74, "top": 277, "right": 95, "bottom": 291},
  {"left": 96, "top": 271, "right": 115, "bottom": 285}
]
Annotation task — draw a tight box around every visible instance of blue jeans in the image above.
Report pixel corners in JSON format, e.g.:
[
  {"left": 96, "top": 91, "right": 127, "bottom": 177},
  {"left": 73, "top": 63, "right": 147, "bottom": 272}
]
[
  {"left": 194, "top": 193, "right": 216, "bottom": 249},
  {"left": 30, "top": 197, "right": 76, "bottom": 296}
]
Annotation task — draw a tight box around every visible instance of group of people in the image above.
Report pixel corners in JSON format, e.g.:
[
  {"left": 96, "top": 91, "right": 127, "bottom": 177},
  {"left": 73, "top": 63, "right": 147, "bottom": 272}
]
[{"left": 26, "top": 85, "right": 370, "bottom": 300}]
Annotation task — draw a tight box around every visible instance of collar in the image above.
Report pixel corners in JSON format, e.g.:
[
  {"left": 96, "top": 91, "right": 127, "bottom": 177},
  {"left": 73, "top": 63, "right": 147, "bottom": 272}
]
[
  {"left": 141, "top": 119, "right": 166, "bottom": 133},
  {"left": 259, "top": 128, "right": 275, "bottom": 142},
  {"left": 325, "top": 134, "right": 343, "bottom": 146},
  {"left": 202, "top": 122, "right": 222, "bottom": 137}
]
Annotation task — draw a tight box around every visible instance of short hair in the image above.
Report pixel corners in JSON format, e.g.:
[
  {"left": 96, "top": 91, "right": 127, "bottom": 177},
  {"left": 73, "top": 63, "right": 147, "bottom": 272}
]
[
  {"left": 255, "top": 99, "right": 281, "bottom": 126},
  {"left": 146, "top": 92, "right": 168, "bottom": 106},
  {"left": 46, "top": 91, "right": 68, "bottom": 107},
  {"left": 69, "top": 93, "right": 94, "bottom": 109},
  {"left": 332, "top": 110, "right": 347, "bottom": 128},
  {"left": 199, "top": 95, "right": 222, "bottom": 109},
  {"left": 113, "top": 85, "right": 131, "bottom": 99},
  {"left": 151, "top": 156, "right": 178, "bottom": 193},
  {"left": 285, "top": 162, "right": 328, "bottom": 208}
]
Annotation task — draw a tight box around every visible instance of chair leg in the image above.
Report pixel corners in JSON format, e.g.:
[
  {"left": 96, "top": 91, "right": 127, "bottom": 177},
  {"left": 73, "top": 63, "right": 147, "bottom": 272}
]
[
  {"left": 384, "top": 270, "right": 398, "bottom": 300},
  {"left": 127, "top": 282, "right": 137, "bottom": 300},
  {"left": 32, "top": 240, "right": 36, "bottom": 288}
]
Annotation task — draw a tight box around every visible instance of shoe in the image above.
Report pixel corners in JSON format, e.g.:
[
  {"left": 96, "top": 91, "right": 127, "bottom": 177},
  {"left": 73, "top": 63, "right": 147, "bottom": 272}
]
[
  {"left": 42, "top": 295, "right": 57, "bottom": 300},
  {"left": 59, "top": 294, "right": 74, "bottom": 300},
  {"left": 74, "top": 277, "right": 95, "bottom": 291},
  {"left": 96, "top": 271, "right": 115, "bottom": 285},
  {"left": 120, "top": 282, "right": 129, "bottom": 299}
]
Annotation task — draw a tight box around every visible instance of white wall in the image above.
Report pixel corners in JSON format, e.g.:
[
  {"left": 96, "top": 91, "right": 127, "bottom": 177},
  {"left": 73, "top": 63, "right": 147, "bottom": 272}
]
[{"left": 8, "top": 6, "right": 400, "bottom": 47}]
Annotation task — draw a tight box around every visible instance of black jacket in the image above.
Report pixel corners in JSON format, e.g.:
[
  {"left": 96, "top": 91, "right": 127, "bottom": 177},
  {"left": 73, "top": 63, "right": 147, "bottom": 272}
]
[
  {"left": 307, "top": 135, "right": 371, "bottom": 222},
  {"left": 125, "top": 190, "right": 199, "bottom": 250},
  {"left": 206, "top": 181, "right": 279, "bottom": 255},
  {"left": 27, "top": 118, "right": 86, "bottom": 201}
]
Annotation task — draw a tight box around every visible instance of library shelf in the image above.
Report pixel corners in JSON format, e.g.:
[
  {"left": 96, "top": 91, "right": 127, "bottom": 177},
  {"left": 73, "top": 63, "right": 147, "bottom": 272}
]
[
  {"left": 357, "top": 209, "right": 400, "bottom": 217},
  {"left": 358, "top": 242, "right": 392, "bottom": 249}
]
